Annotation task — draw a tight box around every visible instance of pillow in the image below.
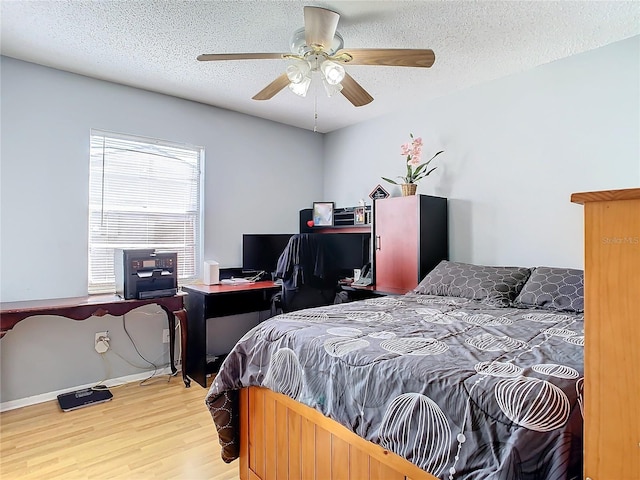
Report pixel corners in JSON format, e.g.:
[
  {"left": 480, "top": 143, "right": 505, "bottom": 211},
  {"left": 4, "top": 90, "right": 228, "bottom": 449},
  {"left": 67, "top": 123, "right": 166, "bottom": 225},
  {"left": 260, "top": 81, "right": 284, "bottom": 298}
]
[
  {"left": 414, "top": 260, "right": 531, "bottom": 306},
  {"left": 513, "top": 266, "right": 584, "bottom": 313}
]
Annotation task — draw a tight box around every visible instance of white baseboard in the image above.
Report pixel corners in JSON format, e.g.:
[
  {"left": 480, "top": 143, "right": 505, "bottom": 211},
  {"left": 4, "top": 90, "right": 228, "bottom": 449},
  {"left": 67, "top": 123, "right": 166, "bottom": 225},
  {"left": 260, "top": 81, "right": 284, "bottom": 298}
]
[{"left": 0, "top": 366, "right": 179, "bottom": 412}]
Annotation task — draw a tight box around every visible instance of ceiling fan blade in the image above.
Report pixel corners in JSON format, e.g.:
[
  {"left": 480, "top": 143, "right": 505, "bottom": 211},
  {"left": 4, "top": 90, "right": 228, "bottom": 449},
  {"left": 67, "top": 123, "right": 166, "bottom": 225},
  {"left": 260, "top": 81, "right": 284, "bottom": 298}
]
[
  {"left": 252, "top": 73, "right": 290, "bottom": 101},
  {"left": 304, "top": 6, "right": 340, "bottom": 49},
  {"left": 340, "top": 73, "right": 373, "bottom": 107},
  {"left": 336, "top": 48, "right": 435, "bottom": 68},
  {"left": 197, "top": 53, "right": 285, "bottom": 61}
]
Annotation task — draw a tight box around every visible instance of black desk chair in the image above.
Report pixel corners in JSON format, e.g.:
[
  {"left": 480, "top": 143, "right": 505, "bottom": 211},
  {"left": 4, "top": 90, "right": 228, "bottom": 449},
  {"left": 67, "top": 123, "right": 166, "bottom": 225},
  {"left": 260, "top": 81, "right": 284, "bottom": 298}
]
[{"left": 272, "top": 234, "right": 339, "bottom": 314}]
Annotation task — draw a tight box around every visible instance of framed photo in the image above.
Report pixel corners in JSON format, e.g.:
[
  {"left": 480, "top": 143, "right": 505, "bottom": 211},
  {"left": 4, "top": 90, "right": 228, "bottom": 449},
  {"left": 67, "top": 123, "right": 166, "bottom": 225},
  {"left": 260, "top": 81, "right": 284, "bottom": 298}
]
[
  {"left": 312, "top": 202, "right": 334, "bottom": 226},
  {"left": 354, "top": 206, "right": 366, "bottom": 225}
]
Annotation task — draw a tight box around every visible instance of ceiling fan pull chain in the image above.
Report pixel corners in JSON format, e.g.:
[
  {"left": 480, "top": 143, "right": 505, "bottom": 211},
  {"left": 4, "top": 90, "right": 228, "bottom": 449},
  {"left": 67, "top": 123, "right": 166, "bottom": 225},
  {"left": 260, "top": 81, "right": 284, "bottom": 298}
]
[{"left": 313, "top": 78, "right": 318, "bottom": 132}]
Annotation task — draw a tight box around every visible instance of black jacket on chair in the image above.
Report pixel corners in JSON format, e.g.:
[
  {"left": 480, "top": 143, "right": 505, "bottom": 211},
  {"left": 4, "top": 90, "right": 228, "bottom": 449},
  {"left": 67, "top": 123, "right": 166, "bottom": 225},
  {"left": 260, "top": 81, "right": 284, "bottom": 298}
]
[{"left": 273, "top": 234, "right": 339, "bottom": 313}]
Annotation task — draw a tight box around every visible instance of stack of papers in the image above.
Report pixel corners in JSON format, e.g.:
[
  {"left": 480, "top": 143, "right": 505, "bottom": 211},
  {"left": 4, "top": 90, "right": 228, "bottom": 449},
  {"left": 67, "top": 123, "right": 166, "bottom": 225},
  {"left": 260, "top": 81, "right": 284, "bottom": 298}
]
[{"left": 220, "top": 278, "right": 253, "bottom": 285}]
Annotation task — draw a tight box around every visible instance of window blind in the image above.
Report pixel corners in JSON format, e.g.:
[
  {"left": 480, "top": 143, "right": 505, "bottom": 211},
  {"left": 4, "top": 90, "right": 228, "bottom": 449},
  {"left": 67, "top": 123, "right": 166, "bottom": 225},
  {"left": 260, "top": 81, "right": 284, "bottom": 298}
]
[{"left": 88, "top": 130, "right": 202, "bottom": 294}]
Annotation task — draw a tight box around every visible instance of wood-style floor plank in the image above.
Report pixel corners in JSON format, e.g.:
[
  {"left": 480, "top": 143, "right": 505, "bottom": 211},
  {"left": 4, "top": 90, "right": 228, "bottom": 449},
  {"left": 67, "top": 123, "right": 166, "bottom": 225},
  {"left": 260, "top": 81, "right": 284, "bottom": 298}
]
[{"left": 0, "top": 377, "right": 239, "bottom": 480}]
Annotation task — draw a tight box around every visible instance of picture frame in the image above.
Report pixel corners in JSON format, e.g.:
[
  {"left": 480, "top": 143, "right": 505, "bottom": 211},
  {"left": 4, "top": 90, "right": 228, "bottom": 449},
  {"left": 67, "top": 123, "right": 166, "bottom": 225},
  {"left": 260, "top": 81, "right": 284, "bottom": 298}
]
[
  {"left": 369, "top": 184, "right": 390, "bottom": 200},
  {"left": 354, "top": 206, "right": 366, "bottom": 225},
  {"left": 312, "top": 202, "right": 334, "bottom": 226}
]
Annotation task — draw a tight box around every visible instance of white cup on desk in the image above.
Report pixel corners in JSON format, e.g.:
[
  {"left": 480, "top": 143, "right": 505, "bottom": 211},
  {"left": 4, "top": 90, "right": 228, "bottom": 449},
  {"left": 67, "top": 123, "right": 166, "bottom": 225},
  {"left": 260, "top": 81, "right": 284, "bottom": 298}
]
[{"left": 353, "top": 268, "right": 361, "bottom": 282}]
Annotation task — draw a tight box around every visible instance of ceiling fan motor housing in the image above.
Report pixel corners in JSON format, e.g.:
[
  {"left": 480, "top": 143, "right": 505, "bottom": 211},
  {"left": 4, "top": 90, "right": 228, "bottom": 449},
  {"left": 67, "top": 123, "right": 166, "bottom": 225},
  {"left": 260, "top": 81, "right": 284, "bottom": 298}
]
[{"left": 289, "top": 27, "right": 344, "bottom": 56}]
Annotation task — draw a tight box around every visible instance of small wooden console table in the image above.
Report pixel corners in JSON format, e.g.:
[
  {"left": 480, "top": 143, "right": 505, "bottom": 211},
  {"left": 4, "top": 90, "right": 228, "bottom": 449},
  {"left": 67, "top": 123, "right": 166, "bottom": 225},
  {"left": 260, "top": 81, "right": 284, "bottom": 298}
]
[{"left": 0, "top": 294, "right": 188, "bottom": 384}]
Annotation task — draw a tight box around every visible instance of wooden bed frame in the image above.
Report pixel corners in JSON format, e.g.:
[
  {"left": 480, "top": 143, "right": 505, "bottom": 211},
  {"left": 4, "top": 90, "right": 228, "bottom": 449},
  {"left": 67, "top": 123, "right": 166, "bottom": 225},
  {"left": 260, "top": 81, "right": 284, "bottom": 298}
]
[{"left": 238, "top": 386, "right": 438, "bottom": 480}]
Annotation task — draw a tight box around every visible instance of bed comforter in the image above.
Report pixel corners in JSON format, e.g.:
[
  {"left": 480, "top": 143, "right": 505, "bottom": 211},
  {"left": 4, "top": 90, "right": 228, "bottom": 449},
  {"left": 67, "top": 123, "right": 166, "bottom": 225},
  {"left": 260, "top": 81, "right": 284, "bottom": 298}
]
[{"left": 205, "top": 292, "right": 584, "bottom": 480}]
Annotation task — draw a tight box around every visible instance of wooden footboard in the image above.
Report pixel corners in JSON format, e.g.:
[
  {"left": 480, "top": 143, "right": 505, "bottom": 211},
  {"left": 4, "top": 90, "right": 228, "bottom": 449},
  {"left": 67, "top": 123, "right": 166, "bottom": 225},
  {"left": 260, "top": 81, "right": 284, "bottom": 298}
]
[{"left": 239, "top": 386, "right": 438, "bottom": 480}]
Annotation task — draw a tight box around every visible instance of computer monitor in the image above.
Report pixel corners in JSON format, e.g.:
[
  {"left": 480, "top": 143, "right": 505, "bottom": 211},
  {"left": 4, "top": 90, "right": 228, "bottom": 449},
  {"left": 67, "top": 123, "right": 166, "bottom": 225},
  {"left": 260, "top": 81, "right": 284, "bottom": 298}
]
[
  {"left": 322, "top": 233, "right": 371, "bottom": 274},
  {"left": 242, "top": 234, "right": 294, "bottom": 273}
]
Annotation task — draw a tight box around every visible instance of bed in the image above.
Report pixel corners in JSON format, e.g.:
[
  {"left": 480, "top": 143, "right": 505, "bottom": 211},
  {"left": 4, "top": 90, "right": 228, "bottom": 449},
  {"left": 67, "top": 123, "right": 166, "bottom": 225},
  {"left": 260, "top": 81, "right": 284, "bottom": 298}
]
[{"left": 205, "top": 261, "right": 585, "bottom": 480}]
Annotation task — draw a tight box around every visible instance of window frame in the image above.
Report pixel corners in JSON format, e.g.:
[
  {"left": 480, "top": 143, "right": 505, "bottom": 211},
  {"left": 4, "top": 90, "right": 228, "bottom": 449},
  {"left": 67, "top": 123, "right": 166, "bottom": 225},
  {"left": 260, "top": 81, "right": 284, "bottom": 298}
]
[{"left": 88, "top": 129, "right": 204, "bottom": 294}]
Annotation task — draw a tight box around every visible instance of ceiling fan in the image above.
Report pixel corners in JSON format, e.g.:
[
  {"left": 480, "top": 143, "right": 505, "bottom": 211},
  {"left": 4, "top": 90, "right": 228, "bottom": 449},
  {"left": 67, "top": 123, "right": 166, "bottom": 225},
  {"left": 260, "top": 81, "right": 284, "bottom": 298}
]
[{"left": 197, "top": 6, "right": 435, "bottom": 107}]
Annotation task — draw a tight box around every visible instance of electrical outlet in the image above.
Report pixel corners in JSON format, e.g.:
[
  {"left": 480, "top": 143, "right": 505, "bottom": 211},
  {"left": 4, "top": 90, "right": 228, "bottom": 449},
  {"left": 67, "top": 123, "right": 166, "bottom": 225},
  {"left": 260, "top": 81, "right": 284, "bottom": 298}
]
[
  {"left": 162, "top": 329, "right": 170, "bottom": 344},
  {"left": 95, "top": 331, "right": 109, "bottom": 353}
]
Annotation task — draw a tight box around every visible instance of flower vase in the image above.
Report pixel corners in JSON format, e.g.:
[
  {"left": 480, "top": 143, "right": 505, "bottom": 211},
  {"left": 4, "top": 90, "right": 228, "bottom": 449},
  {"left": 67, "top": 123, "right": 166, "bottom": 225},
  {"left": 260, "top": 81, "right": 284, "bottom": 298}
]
[{"left": 401, "top": 183, "right": 417, "bottom": 196}]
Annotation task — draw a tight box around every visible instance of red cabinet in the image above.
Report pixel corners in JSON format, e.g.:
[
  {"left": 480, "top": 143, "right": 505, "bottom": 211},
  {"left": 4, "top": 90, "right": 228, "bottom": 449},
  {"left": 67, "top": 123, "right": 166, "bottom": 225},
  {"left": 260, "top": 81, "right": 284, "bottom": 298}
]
[{"left": 374, "top": 195, "right": 448, "bottom": 292}]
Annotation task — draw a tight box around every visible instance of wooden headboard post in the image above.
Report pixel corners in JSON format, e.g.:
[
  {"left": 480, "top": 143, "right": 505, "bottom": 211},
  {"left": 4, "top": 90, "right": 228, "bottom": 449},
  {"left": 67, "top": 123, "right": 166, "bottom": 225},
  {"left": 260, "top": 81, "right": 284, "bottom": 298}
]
[{"left": 571, "top": 187, "right": 640, "bottom": 480}]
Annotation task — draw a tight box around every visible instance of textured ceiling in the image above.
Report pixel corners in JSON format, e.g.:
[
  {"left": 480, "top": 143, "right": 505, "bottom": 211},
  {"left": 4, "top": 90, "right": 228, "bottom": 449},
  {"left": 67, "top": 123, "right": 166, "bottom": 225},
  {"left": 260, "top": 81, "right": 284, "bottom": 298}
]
[{"left": 1, "top": 1, "right": 639, "bottom": 133}]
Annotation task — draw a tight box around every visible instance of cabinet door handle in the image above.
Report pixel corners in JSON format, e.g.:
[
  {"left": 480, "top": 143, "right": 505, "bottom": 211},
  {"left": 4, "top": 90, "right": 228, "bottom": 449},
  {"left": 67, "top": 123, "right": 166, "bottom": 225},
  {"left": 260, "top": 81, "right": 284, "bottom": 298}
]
[{"left": 375, "top": 235, "right": 381, "bottom": 250}]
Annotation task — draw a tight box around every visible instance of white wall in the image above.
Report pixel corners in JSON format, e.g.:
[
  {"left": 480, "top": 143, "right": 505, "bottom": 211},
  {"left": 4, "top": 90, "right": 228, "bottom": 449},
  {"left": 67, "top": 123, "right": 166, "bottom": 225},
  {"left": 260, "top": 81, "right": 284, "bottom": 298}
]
[
  {"left": 324, "top": 36, "right": 640, "bottom": 269},
  {"left": 1, "top": 57, "right": 323, "bottom": 302},
  {"left": 0, "top": 57, "right": 323, "bottom": 403}
]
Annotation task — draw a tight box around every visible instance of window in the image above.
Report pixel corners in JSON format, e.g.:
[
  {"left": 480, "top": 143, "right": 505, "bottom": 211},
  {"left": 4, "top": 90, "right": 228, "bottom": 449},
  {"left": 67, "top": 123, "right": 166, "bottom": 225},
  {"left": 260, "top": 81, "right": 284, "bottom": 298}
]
[{"left": 88, "top": 130, "right": 202, "bottom": 294}]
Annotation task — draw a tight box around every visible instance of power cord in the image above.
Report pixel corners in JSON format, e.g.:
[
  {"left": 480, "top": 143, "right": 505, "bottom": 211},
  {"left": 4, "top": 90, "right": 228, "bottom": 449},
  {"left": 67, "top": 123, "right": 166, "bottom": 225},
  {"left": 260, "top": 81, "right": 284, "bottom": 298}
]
[
  {"left": 91, "top": 311, "right": 180, "bottom": 389},
  {"left": 122, "top": 315, "right": 158, "bottom": 369},
  {"left": 247, "top": 270, "right": 266, "bottom": 282},
  {"left": 91, "top": 351, "right": 113, "bottom": 391},
  {"left": 122, "top": 311, "right": 185, "bottom": 385},
  {"left": 122, "top": 314, "right": 161, "bottom": 385}
]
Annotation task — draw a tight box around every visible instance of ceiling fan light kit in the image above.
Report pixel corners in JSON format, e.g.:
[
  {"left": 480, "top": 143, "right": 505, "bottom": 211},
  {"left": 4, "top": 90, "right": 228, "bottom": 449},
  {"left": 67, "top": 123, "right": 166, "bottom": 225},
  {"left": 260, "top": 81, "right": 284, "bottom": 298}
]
[{"left": 197, "top": 6, "right": 435, "bottom": 107}]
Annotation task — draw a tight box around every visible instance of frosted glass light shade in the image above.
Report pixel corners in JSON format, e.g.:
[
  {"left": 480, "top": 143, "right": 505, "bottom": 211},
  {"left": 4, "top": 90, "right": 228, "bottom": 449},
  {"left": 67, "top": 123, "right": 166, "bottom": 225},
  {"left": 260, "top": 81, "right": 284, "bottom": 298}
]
[
  {"left": 320, "top": 60, "right": 345, "bottom": 85},
  {"left": 288, "top": 76, "right": 311, "bottom": 97},
  {"left": 323, "top": 78, "right": 343, "bottom": 97},
  {"left": 286, "top": 61, "right": 311, "bottom": 84}
]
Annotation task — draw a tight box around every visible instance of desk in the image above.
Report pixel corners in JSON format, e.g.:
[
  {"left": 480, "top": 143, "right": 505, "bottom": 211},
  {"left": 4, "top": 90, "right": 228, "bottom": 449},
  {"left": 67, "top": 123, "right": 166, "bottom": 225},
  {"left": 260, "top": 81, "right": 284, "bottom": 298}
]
[
  {"left": 181, "top": 281, "right": 281, "bottom": 388},
  {"left": 0, "top": 295, "right": 187, "bottom": 379},
  {"left": 340, "top": 283, "right": 411, "bottom": 298}
]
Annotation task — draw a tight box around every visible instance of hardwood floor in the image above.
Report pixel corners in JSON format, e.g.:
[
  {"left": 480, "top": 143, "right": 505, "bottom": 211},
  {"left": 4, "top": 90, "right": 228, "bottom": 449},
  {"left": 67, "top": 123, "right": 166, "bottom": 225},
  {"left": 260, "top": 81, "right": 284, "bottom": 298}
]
[{"left": 0, "top": 376, "right": 239, "bottom": 480}]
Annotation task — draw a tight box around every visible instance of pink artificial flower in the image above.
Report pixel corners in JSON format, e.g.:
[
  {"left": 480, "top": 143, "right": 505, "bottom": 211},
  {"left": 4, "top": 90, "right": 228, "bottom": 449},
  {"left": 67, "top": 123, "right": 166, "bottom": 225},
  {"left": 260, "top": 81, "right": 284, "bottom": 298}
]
[{"left": 382, "top": 132, "right": 443, "bottom": 187}]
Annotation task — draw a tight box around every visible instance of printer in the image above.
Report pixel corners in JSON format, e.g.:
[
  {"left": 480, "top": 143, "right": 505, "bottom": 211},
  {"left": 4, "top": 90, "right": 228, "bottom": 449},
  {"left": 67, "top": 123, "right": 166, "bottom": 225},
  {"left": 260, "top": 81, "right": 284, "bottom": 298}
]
[{"left": 114, "top": 249, "right": 178, "bottom": 300}]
